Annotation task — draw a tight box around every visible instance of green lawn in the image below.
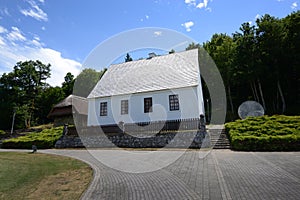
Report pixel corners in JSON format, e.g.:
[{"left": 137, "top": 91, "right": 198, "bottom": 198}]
[{"left": 0, "top": 152, "right": 92, "bottom": 200}]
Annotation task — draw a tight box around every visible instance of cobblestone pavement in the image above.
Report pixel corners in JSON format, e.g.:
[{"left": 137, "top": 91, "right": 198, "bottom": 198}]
[{"left": 1, "top": 149, "right": 299, "bottom": 200}]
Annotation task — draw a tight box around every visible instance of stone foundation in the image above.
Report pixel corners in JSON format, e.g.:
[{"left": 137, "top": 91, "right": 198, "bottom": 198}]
[
  {"left": 55, "top": 119, "right": 208, "bottom": 148},
  {"left": 55, "top": 130, "right": 208, "bottom": 149},
  {"left": 55, "top": 135, "right": 84, "bottom": 148}
]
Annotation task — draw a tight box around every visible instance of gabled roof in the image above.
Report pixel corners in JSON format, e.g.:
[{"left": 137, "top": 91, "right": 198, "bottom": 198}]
[
  {"left": 48, "top": 95, "right": 88, "bottom": 118},
  {"left": 88, "top": 49, "right": 200, "bottom": 99}
]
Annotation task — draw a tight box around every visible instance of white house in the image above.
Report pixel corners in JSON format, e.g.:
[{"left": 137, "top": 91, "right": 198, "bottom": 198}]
[{"left": 87, "top": 49, "right": 205, "bottom": 126}]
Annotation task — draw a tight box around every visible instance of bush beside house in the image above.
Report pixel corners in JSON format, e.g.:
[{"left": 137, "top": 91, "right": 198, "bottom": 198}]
[
  {"left": 225, "top": 115, "right": 300, "bottom": 151},
  {"left": 1, "top": 126, "right": 63, "bottom": 149}
]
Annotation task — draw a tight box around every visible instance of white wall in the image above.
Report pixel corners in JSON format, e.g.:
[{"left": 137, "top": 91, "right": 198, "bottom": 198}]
[{"left": 87, "top": 86, "right": 204, "bottom": 126}]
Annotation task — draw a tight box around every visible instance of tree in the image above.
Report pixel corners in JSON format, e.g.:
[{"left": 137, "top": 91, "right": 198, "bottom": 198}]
[
  {"left": 169, "top": 49, "right": 175, "bottom": 54},
  {"left": 282, "top": 11, "right": 300, "bottom": 114},
  {"left": 125, "top": 53, "right": 133, "bottom": 62},
  {"left": 233, "top": 22, "right": 267, "bottom": 110},
  {"left": 35, "top": 86, "right": 65, "bottom": 124},
  {"left": 0, "top": 60, "right": 51, "bottom": 128},
  {"left": 194, "top": 11, "right": 300, "bottom": 120},
  {"left": 62, "top": 72, "right": 75, "bottom": 97},
  {"left": 186, "top": 42, "right": 215, "bottom": 121},
  {"left": 203, "top": 33, "right": 236, "bottom": 120},
  {"left": 186, "top": 42, "right": 201, "bottom": 50},
  {"left": 256, "top": 14, "right": 286, "bottom": 113},
  {"left": 73, "top": 68, "right": 107, "bottom": 97},
  {"left": 0, "top": 85, "right": 15, "bottom": 130}
]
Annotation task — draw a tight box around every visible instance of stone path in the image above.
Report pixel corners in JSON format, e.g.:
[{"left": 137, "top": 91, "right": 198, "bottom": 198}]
[{"left": 1, "top": 149, "right": 299, "bottom": 200}]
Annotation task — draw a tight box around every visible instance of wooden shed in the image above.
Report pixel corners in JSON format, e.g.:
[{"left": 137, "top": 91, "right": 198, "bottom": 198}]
[{"left": 48, "top": 95, "right": 88, "bottom": 127}]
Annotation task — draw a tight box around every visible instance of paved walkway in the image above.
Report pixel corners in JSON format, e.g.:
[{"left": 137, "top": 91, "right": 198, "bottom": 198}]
[{"left": 1, "top": 149, "right": 299, "bottom": 200}]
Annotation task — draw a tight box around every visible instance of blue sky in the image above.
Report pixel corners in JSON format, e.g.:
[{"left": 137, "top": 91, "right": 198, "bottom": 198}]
[{"left": 0, "top": 0, "right": 298, "bottom": 86}]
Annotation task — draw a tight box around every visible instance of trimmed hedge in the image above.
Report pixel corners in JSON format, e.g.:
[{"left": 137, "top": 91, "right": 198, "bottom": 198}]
[
  {"left": 225, "top": 115, "right": 300, "bottom": 151},
  {"left": 1, "top": 126, "right": 63, "bottom": 149}
]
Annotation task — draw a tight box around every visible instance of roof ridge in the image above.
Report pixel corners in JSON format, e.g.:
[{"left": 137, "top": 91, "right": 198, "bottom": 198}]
[{"left": 110, "top": 48, "right": 198, "bottom": 68}]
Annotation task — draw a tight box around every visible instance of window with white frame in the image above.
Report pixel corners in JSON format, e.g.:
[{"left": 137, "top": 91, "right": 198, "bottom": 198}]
[
  {"left": 144, "top": 97, "right": 152, "bottom": 113},
  {"left": 100, "top": 102, "right": 107, "bottom": 116},
  {"left": 121, "top": 100, "right": 128, "bottom": 115},
  {"left": 169, "top": 94, "right": 179, "bottom": 111}
]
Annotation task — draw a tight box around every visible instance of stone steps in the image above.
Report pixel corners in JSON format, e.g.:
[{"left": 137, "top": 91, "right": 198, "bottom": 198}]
[{"left": 207, "top": 128, "right": 231, "bottom": 149}]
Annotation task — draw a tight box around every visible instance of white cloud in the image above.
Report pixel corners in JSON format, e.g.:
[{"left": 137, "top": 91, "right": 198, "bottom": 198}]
[
  {"left": 154, "top": 31, "right": 162, "bottom": 36},
  {"left": 196, "top": 3, "right": 204, "bottom": 9},
  {"left": 141, "top": 15, "right": 149, "bottom": 22},
  {"left": 291, "top": 2, "right": 298, "bottom": 9},
  {"left": 30, "top": 36, "right": 43, "bottom": 47},
  {"left": 185, "top": 0, "right": 196, "bottom": 6},
  {"left": 0, "top": 26, "right": 81, "bottom": 86},
  {"left": 7, "top": 27, "right": 26, "bottom": 41},
  {"left": 185, "top": 0, "right": 211, "bottom": 11},
  {"left": 0, "top": 36, "right": 5, "bottom": 46},
  {"left": 205, "top": 7, "right": 212, "bottom": 12},
  {"left": 27, "top": 48, "right": 81, "bottom": 86},
  {"left": 0, "top": 8, "right": 10, "bottom": 16},
  {"left": 0, "top": 26, "right": 7, "bottom": 33},
  {"left": 20, "top": 0, "right": 48, "bottom": 21},
  {"left": 41, "top": 26, "right": 46, "bottom": 31},
  {"left": 196, "top": 0, "right": 208, "bottom": 9},
  {"left": 181, "top": 21, "right": 194, "bottom": 32}
]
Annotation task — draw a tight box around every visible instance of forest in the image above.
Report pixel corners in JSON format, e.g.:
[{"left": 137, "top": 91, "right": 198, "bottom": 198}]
[
  {"left": 0, "top": 64, "right": 106, "bottom": 130},
  {"left": 0, "top": 11, "right": 299, "bottom": 130},
  {"left": 197, "top": 11, "right": 299, "bottom": 121}
]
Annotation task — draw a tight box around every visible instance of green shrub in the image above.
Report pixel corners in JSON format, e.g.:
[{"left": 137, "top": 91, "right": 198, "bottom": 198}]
[
  {"left": 2, "top": 126, "right": 63, "bottom": 149},
  {"left": 225, "top": 115, "right": 300, "bottom": 151},
  {"left": 0, "top": 130, "right": 6, "bottom": 135}
]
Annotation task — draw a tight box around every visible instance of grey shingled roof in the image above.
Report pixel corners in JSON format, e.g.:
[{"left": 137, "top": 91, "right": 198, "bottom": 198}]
[{"left": 88, "top": 49, "right": 200, "bottom": 98}]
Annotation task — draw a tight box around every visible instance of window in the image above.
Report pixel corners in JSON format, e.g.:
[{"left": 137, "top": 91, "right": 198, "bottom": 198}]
[
  {"left": 144, "top": 97, "right": 152, "bottom": 113},
  {"left": 121, "top": 100, "right": 128, "bottom": 115},
  {"left": 100, "top": 102, "right": 107, "bottom": 116},
  {"left": 169, "top": 94, "right": 179, "bottom": 111}
]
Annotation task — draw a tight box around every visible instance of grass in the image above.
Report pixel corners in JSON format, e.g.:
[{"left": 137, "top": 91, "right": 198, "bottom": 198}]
[{"left": 0, "top": 152, "right": 93, "bottom": 200}]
